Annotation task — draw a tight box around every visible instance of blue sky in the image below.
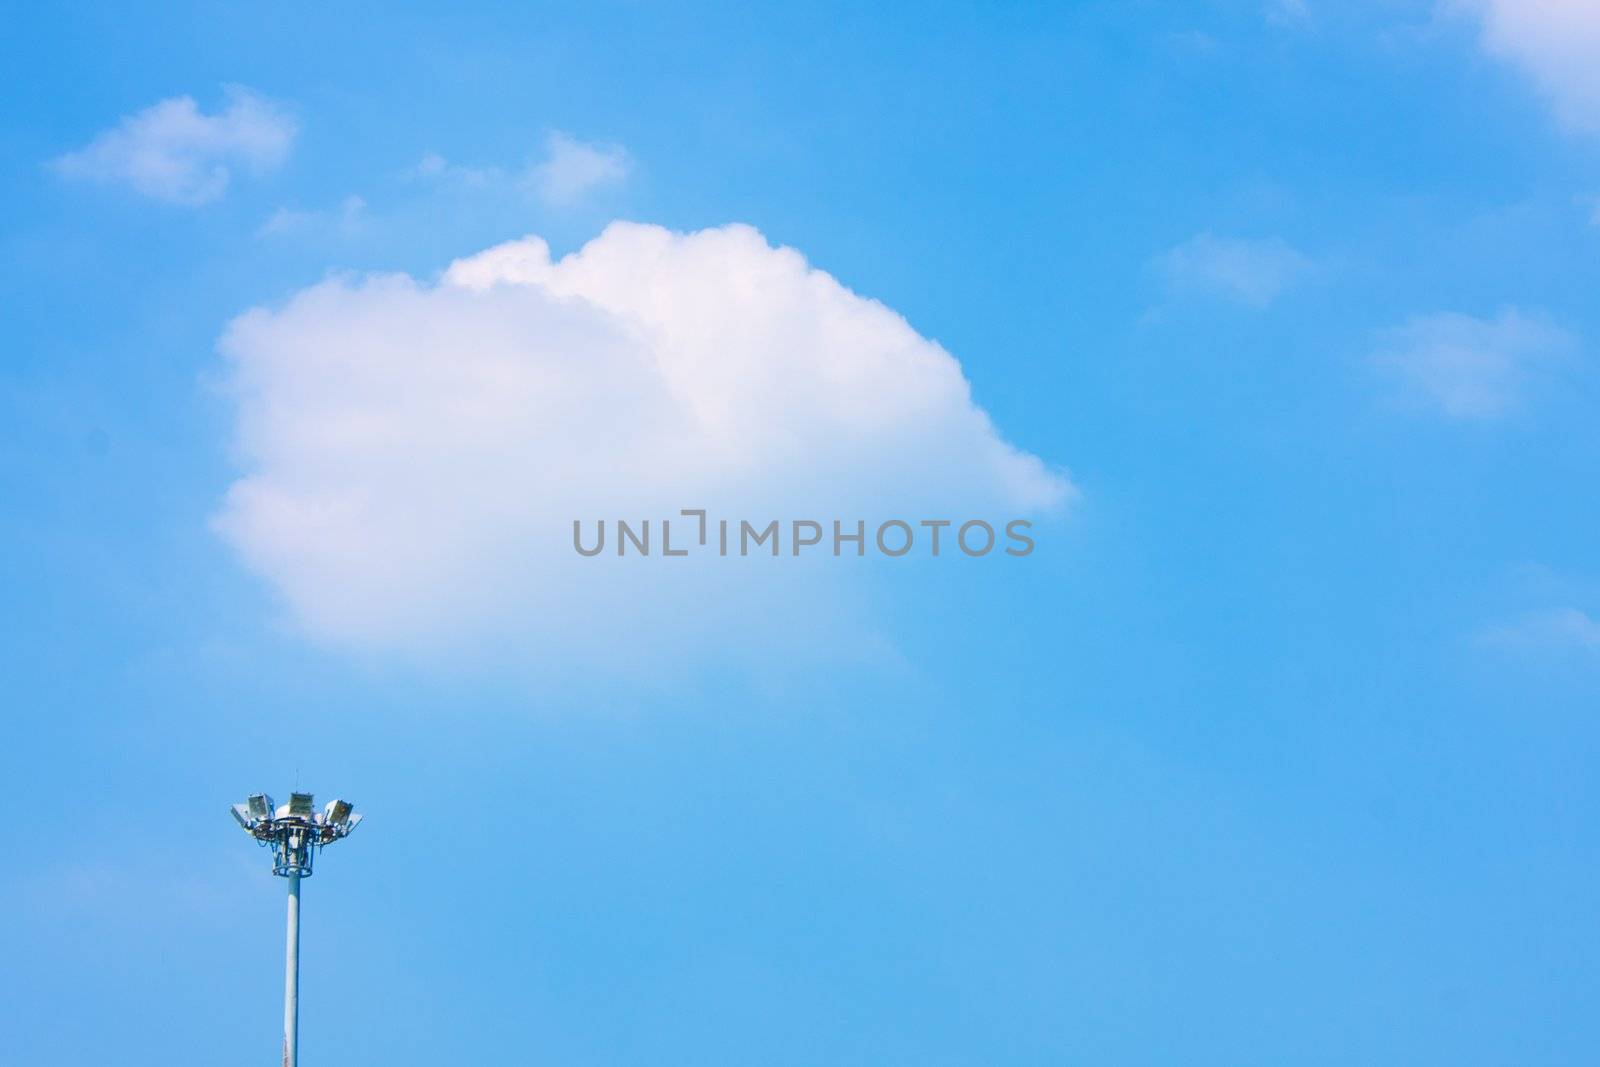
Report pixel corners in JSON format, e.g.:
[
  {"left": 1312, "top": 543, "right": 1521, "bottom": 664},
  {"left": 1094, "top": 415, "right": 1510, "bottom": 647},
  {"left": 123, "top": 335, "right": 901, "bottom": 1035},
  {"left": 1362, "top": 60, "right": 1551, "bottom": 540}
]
[{"left": 4, "top": 2, "right": 1600, "bottom": 1063}]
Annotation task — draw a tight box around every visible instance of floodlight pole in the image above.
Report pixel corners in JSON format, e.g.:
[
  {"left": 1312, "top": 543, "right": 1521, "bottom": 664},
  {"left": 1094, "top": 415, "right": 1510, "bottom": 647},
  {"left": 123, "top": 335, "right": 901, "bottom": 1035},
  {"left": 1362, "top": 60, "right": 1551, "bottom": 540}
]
[
  {"left": 231, "top": 792, "right": 361, "bottom": 1067},
  {"left": 284, "top": 872, "right": 301, "bottom": 1067}
]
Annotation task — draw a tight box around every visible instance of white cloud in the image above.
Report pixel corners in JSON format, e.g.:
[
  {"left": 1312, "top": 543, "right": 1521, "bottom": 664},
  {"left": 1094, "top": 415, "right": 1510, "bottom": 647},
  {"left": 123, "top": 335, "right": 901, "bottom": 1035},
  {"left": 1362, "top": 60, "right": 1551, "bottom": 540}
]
[
  {"left": 1265, "top": 0, "right": 1311, "bottom": 28},
  {"left": 526, "top": 131, "right": 631, "bottom": 205},
  {"left": 214, "top": 222, "right": 1070, "bottom": 668},
  {"left": 1372, "top": 308, "right": 1573, "bottom": 419},
  {"left": 1452, "top": 0, "right": 1600, "bottom": 132},
  {"left": 1479, "top": 606, "right": 1600, "bottom": 652},
  {"left": 409, "top": 150, "right": 504, "bottom": 189},
  {"left": 413, "top": 151, "right": 450, "bottom": 178},
  {"left": 1155, "top": 232, "right": 1312, "bottom": 307},
  {"left": 407, "top": 132, "right": 630, "bottom": 209},
  {"left": 257, "top": 194, "right": 367, "bottom": 238},
  {"left": 51, "top": 85, "right": 296, "bottom": 205}
]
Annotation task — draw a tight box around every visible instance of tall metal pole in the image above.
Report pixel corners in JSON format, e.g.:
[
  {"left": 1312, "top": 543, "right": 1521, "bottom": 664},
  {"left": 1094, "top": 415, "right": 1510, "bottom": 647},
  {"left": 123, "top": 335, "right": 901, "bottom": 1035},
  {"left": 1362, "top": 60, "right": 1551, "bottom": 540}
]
[
  {"left": 233, "top": 792, "right": 360, "bottom": 1067},
  {"left": 284, "top": 872, "right": 301, "bottom": 1067}
]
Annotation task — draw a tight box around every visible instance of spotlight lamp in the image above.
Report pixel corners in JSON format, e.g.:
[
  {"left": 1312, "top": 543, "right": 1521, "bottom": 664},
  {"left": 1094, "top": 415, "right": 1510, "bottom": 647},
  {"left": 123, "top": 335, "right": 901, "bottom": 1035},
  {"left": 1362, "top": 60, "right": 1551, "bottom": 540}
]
[{"left": 233, "top": 790, "right": 362, "bottom": 877}]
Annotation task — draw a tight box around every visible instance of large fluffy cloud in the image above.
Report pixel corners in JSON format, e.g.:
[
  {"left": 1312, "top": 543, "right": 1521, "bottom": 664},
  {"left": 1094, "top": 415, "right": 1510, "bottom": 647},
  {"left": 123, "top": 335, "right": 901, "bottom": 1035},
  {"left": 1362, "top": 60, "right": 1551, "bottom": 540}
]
[
  {"left": 215, "top": 222, "right": 1070, "bottom": 665},
  {"left": 1454, "top": 0, "right": 1600, "bottom": 133}
]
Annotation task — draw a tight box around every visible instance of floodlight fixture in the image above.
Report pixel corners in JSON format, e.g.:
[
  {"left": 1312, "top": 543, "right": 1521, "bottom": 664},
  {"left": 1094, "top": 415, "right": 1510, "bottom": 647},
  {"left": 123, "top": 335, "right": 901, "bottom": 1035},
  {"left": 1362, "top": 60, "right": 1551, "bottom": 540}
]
[{"left": 231, "top": 789, "right": 363, "bottom": 1067}]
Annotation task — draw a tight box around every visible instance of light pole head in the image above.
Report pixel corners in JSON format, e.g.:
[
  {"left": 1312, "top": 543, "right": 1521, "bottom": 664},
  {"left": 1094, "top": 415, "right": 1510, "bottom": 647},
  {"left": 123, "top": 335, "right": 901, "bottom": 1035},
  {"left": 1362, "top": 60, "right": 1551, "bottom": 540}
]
[{"left": 231, "top": 791, "right": 362, "bottom": 877}]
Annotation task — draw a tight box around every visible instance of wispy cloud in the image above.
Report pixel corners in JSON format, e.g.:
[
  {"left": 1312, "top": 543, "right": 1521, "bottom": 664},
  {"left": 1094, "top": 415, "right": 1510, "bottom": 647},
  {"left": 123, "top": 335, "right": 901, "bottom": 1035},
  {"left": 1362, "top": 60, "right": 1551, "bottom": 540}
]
[
  {"left": 1371, "top": 308, "right": 1573, "bottom": 419},
  {"left": 527, "top": 131, "right": 631, "bottom": 205},
  {"left": 1450, "top": 0, "right": 1600, "bottom": 133},
  {"left": 257, "top": 194, "right": 367, "bottom": 238},
  {"left": 1265, "top": 0, "right": 1311, "bottom": 29},
  {"left": 410, "top": 131, "right": 631, "bottom": 208},
  {"left": 1478, "top": 606, "right": 1600, "bottom": 653},
  {"left": 1155, "top": 232, "right": 1312, "bottom": 307},
  {"left": 409, "top": 150, "right": 505, "bottom": 189},
  {"left": 51, "top": 85, "right": 296, "bottom": 205}
]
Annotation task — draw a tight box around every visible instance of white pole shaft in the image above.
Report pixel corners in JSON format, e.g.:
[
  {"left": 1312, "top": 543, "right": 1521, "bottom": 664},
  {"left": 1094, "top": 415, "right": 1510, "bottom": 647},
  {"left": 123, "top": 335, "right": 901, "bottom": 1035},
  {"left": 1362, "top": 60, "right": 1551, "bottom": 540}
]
[{"left": 284, "top": 872, "right": 301, "bottom": 1067}]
